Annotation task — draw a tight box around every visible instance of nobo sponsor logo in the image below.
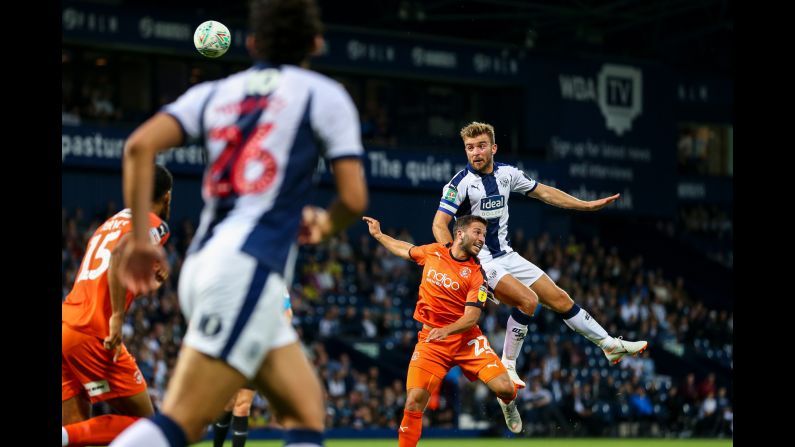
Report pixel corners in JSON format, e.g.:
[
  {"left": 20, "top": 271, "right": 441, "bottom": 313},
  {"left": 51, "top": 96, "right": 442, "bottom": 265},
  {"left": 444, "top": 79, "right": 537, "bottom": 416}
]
[{"left": 426, "top": 268, "right": 460, "bottom": 290}]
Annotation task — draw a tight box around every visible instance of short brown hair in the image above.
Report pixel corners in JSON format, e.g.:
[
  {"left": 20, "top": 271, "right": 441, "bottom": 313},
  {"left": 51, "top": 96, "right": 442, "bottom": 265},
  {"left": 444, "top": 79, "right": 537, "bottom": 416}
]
[
  {"left": 460, "top": 121, "right": 495, "bottom": 145},
  {"left": 453, "top": 215, "right": 488, "bottom": 236}
]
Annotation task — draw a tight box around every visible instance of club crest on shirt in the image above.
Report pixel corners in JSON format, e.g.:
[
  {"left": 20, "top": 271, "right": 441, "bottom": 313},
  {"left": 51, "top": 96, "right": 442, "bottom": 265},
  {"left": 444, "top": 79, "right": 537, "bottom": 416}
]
[
  {"left": 500, "top": 177, "right": 510, "bottom": 188},
  {"left": 460, "top": 267, "right": 471, "bottom": 277}
]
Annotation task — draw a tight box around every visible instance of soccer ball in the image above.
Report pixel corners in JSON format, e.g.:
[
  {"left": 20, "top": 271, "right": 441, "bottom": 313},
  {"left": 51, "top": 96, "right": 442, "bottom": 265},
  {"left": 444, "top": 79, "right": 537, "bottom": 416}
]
[{"left": 193, "top": 20, "right": 231, "bottom": 58}]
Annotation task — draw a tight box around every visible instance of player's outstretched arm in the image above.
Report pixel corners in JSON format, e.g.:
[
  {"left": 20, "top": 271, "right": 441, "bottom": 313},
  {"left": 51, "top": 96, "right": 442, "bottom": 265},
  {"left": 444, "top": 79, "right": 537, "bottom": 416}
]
[
  {"left": 119, "top": 113, "right": 181, "bottom": 294},
  {"left": 528, "top": 183, "right": 620, "bottom": 211},
  {"left": 362, "top": 216, "right": 414, "bottom": 260},
  {"left": 432, "top": 210, "right": 454, "bottom": 245},
  {"left": 328, "top": 157, "right": 368, "bottom": 232},
  {"left": 105, "top": 234, "right": 131, "bottom": 362},
  {"left": 426, "top": 306, "right": 482, "bottom": 342}
]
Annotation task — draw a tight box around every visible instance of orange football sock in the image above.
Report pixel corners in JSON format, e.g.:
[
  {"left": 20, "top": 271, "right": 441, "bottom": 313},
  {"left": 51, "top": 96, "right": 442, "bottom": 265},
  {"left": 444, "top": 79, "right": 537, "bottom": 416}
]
[
  {"left": 64, "top": 414, "right": 139, "bottom": 446},
  {"left": 398, "top": 410, "right": 423, "bottom": 447}
]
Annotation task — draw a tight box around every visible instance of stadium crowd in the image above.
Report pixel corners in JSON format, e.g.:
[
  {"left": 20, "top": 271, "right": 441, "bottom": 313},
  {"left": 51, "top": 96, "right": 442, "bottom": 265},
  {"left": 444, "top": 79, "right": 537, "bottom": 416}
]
[{"left": 62, "top": 205, "right": 732, "bottom": 438}]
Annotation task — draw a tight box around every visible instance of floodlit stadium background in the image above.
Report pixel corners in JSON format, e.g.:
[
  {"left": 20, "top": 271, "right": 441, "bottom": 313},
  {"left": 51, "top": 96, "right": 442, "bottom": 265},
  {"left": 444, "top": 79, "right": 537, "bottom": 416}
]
[{"left": 62, "top": 0, "right": 733, "bottom": 441}]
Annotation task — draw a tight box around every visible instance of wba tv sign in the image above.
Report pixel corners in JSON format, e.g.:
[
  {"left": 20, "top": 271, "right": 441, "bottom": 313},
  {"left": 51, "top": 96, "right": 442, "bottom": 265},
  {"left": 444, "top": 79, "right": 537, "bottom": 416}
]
[{"left": 559, "top": 64, "right": 643, "bottom": 136}]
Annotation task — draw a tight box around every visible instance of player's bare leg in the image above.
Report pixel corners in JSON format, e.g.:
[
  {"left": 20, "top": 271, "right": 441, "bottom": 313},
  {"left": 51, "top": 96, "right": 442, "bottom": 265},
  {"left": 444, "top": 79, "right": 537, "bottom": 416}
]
[
  {"left": 531, "top": 274, "right": 648, "bottom": 363},
  {"left": 254, "top": 341, "right": 325, "bottom": 446},
  {"left": 254, "top": 342, "right": 323, "bottom": 431},
  {"left": 493, "top": 274, "right": 538, "bottom": 387},
  {"left": 485, "top": 373, "right": 522, "bottom": 434},
  {"left": 110, "top": 345, "right": 247, "bottom": 446},
  {"left": 106, "top": 390, "right": 155, "bottom": 417},
  {"left": 62, "top": 396, "right": 91, "bottom": 425},
  {"left": 492, "top": 274, "right": 538, "bottom": 315},
  {"left": 162, "top": 347, "right": 248, "bottom": 441}
]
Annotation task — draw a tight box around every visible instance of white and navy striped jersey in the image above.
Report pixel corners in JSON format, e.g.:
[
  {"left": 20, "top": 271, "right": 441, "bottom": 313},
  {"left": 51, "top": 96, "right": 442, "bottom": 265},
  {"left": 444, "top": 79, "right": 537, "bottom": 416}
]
[
  {"left": 163, "top": 62, "right": 363, "bottom": 276},
  {"left": 438, "top": 163, "right": 538, "bottom": 262}
]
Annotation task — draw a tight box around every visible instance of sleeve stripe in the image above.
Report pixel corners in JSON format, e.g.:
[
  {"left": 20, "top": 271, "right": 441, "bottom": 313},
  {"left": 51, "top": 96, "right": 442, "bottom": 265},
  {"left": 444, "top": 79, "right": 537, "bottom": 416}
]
[
  {"left": 528, "top": 181, "right": 538, "bottom": 193},
  {"left": 437, "top": 207, "right": 455, "bottom": 217},
  {"left": 440, "top": 198, "right": 458, "bottom": 207},
  {"left": 439, "top": 202, "right": 458, "bottom": 213},
  {"left": 465, "top": 302, "right": 484, "bottom": 308}
]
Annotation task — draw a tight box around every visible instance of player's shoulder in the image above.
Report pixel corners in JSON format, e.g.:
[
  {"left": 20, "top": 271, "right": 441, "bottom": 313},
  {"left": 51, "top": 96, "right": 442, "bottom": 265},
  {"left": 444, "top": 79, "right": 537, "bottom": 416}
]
[
  {"left": 182, "top": 77, "right": 223, "bottom": 100},
  {"left": 199, "top": 66, "right": 264, "bottom": 98},
  {"left": 416, "top": 241, "right": 443, "bottom": 252},
  {"left": 495, "top": 162, "right": 521, "bottom": 173},
  {"left": 92, "top": 209, "right": 131, "bottom": 235},
  {"left": 447, "top": 168, "right": 473, "bottom": 188},
  {"left": 112, "top": 208, "right": 132, "bottom": 221}
]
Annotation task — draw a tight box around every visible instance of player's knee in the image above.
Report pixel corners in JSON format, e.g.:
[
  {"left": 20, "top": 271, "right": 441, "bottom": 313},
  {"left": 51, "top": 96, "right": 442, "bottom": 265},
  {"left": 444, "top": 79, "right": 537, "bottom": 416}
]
[
  {"left": 404, "top": 398, "right": 425, "bottom": 413},
  {"left": 233, "top": 400, "right": 252, "bottom": 417},
  {"left": 404, "top": 390, "right": 429, "bottom": 412},
  {"left": 519, "top": 290, "right": 539, "bottom": 316}
]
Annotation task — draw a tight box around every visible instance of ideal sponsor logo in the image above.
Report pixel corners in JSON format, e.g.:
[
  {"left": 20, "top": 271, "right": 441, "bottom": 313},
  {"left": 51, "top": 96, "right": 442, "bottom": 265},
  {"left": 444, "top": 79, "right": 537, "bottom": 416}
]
[
  {"left": 559, "top": 64, "right": 643, "bottom": 136},
  {"left": 480, "top": 195, "right": 505, "bottom": 219},
  {"left": 481, "top": 195, "right": 504, "bottom": 210}
]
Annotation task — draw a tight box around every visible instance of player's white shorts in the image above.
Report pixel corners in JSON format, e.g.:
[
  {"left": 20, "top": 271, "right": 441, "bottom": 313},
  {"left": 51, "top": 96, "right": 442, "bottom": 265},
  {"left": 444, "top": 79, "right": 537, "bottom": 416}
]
[
  {"left": 178, "top": 245, "right": 298, "bottom": 379},
  {"left": 482, "top": 251, "right": 546, "bottom": 290}
]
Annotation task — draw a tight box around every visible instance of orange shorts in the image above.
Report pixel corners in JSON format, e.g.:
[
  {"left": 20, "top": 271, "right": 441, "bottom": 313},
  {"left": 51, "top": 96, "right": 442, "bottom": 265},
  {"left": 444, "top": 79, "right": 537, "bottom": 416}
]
[
  {"left": 406, "top": 325, "right": 507, "bottom": 392},
  {"left": 62, "top": 323, "right": 147, "bottom": 403}
]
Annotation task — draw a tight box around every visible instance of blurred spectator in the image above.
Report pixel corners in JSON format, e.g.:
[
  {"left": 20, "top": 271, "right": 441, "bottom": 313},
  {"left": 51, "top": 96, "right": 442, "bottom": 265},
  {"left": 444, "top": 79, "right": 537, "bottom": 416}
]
[{"left": 61, "top": 205, "right": 732, "bottom": 437}]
